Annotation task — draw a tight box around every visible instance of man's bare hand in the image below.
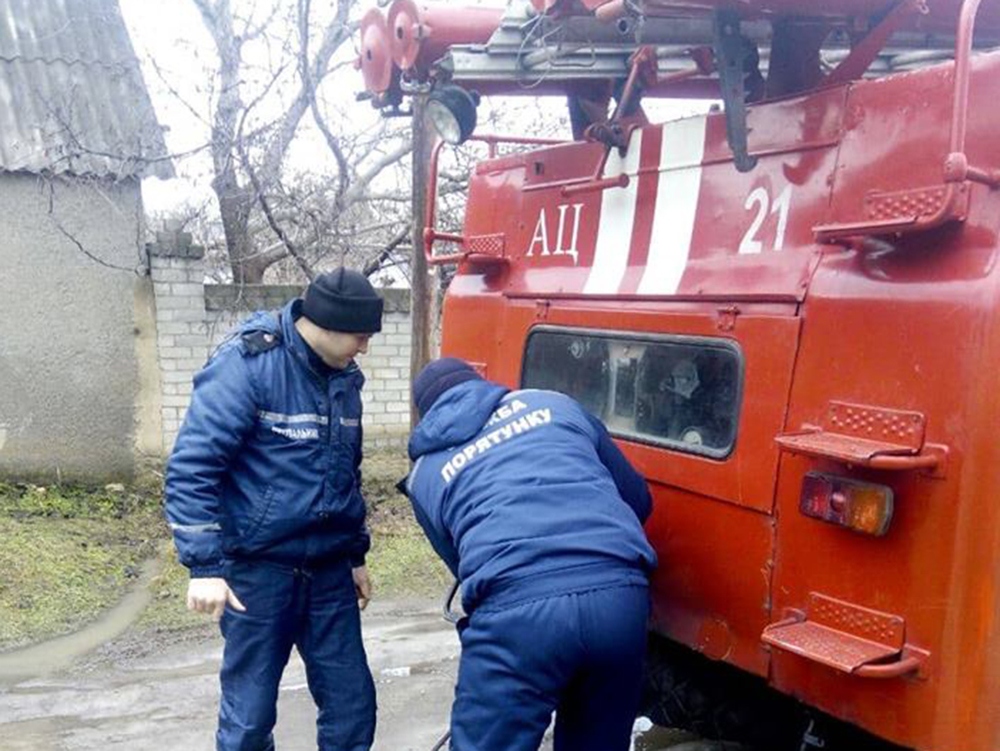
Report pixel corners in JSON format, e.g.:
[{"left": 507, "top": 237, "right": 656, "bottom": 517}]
[
  {"left": 352, "top": 565, "right": 372, "bottom": 611},
  {"left": 187, "top": 577, "right": 246, "bottom": 621}
]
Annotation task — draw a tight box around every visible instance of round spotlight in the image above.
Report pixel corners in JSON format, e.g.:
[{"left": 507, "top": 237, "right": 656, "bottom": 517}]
[{"left": 426, "top": 85, "right": 479, "bottom": 145}]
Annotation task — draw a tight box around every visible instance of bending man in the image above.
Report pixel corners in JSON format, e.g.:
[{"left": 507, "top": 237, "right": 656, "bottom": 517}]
[{"left": 404, "top": 357, "right": 657, "bottom": 751}]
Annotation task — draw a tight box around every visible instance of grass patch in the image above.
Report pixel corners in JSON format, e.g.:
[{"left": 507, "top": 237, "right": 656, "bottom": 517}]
[
  {"left": 368, "top": 497, "right": 453, "bottom": 598},
  {"left": 0, "top": 480, "right": 157, "bottom": 519},
  {"left": 0, "top": 450, "right": 447, "bottom": 650},
  {"left": 363, "top": 452, "right": 452, "bottom": 598},
  {"left": 0, "top": 481, "right": 163, "bottom": 651}
]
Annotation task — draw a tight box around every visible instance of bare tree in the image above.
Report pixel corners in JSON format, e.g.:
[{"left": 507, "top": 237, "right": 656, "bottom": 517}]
[{"left": 190, "top": 0, "right": 413, "bottom": 283}]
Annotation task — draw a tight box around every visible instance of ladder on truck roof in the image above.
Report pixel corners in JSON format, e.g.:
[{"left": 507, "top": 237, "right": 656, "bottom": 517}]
[{"left": 357, "top": 0, "right": 1000, "bottom": 264}]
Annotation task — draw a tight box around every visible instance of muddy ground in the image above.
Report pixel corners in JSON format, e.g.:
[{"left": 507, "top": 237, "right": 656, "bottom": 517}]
[
  {"left": 0, "top": 597, "right": 473, "bottom": 751},
  {"left": 0, "top": 461, "right": 689, "bottom": 751},
  {"left": 0, "top": 595, "right": 706, "bottom": 751}
]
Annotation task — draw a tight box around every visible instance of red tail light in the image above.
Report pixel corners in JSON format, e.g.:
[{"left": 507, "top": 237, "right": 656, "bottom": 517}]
[{"left": 799, "top": 472, "right": 894, "bottom": 536}]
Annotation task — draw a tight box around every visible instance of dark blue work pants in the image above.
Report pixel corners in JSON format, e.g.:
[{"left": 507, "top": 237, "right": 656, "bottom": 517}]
[
  {"left": 450, "top": 584, "right": 649, "bottom": 751},
  {"left": 216, "top": 559, "right": 376, "bottom": 751}
]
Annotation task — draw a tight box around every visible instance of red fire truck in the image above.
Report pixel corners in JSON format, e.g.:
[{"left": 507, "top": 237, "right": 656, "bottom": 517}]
[{"left": 359, "top": 1, "right": 1000, "bottom": 748}]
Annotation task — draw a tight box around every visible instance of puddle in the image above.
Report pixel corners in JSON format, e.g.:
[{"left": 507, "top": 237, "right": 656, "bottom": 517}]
[
  {"left": 380, "top": 658, "right": 450, "bottom": 679},
  {"left": 0, "top": 557, "right": 161, "bottom": 685}
]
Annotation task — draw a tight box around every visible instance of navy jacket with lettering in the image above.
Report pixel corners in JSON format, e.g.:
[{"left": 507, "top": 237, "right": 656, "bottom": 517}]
[
  {"left": 165, "top": 300, "right": 369, "bottom": 578},
  {"left": 407, "top": 379, "right": 657, "bottom": 612}
]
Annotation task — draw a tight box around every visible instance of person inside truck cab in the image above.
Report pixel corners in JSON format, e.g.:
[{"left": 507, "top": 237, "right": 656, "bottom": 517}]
[
  {"left": 635, "top": 349, "right": 733, "bottom": 449},
  {"left": 403, "top": 357, "right": 657, "bottom": 751}
]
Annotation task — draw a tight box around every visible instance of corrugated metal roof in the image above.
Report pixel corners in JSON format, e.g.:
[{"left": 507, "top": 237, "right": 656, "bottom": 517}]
[{"left": 0, "top": 0, "right": 172, "bottom": 179}]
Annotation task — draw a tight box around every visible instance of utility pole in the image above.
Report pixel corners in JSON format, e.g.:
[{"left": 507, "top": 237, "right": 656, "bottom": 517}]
[{"left": 409, "top": 92, "right": 434, "bottom": 428}]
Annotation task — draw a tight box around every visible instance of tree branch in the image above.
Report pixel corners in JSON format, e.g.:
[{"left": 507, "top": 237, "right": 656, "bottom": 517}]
[
  {"left": 363, "top": 223, "right": 412, "bottom": 276},
  {"left": 240, "top": 0, "right": 281, "bottom": 43},
  {"left": 236, "top": 140, "right": 315, "bottom": 280},
  {"left": 298, "top": 0, "right": 349, "bottom": 210},
  {"left": 341, "top": 139, "right": 413, "bottom": 207},
  {"left": 259, "top": 0, "right": 355, "bottom": 183}
]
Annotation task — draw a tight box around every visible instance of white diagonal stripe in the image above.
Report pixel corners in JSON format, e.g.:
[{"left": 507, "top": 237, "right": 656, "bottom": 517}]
[
  {"left": 583, "top": 130, "right": 644, "bottom": 294},
  {"left": 637, "top": 117, "right": 707, "bottom": 295}
]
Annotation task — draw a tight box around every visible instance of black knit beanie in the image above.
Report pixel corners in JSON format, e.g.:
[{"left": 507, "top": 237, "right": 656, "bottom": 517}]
[
  {"left": 302, "top": 268, "right": 384, "bottom": 334},
  {"left": 413, "top": 358, "right": 482, "bottom": 418}
]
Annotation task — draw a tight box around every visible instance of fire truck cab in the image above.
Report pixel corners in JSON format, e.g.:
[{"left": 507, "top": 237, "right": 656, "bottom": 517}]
[{"left": 360, "top": 1, "right": 1000, "bottom": 748}]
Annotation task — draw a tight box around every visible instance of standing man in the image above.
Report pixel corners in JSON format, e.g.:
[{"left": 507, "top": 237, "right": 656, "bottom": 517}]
[
  {"left": 165, "top": 268, "right": 382, "bottom": 751},
  {"left": 404, "top": 358, "right": 657, "bottom": 751}
]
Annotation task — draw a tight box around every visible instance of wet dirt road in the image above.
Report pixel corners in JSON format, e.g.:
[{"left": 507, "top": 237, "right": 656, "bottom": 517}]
[{"left": 0, "top": 599, "right": 474, "bottom": 751}]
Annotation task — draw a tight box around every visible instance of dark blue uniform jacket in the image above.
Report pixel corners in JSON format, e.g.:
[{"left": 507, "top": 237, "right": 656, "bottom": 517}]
[
  {"left": 165, "top": 300, "right": 369, "bottom": 578},
  {"left": 407, "top": 380, "right": 657, "bottom": 613}
]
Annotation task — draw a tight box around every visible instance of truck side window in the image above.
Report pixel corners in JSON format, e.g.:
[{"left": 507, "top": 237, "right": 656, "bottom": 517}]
[
  {"left": 523, "top": 329, "right": 742, "bottom": 459},
  {"left": 519, "top": 331, "right": 610, "bottom": 417}
]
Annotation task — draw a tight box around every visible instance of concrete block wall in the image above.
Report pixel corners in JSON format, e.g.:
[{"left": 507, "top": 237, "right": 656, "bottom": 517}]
[
  {"left": 147, "top": 228, "right": 209, "bottom": 452},
  {"left": 203, "top": 284, "right": 300, "bottom": 349},
  {"left": 355, "top": 291, "right": 412, "bottom": 448}
]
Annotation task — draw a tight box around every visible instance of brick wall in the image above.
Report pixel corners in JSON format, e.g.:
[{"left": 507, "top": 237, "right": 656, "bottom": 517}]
[
  {"left": 148, "top": 228, "right": 209, "bottom": 452},
  {"left": 148, "top": 234, "right": 412, "bottom": 453},
  {"left": 353, "top": 292, "right": 412, "bottom": 448}
]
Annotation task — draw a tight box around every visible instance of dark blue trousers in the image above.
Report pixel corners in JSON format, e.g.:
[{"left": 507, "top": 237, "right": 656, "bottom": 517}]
[
  {"left": 216, "top": 559, "right": 376, "bottom": 751},
  {"left": 450, "top": 584, "right": 649, "bottom": 751}
]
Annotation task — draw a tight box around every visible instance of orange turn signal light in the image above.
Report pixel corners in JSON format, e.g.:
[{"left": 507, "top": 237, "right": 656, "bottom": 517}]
[{"left": 799, "top": 472, "right": 894, "bottom": 536}]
